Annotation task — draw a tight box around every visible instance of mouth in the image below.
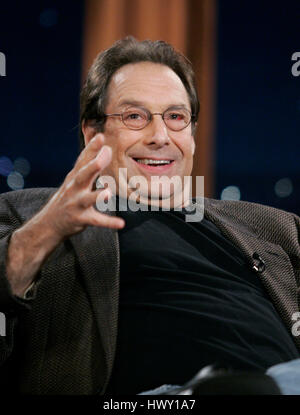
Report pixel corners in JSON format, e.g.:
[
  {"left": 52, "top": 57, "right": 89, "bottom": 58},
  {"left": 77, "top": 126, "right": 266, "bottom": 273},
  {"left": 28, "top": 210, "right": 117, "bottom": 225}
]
[{"left": 132, "top": 157, "right": 175, "bottom": 172}]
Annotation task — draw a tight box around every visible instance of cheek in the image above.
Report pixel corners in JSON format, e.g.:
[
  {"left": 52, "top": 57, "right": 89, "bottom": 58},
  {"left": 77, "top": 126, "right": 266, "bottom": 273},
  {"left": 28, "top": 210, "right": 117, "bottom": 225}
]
[
  {"left": 191, "top": 139, "right": 195, "bottom": 156},
  {"left": 103, "top": 130, "right": 124, "bottom": 159},
  {"left": 105, "top": 138, "right": 134, "bottom": 174},
  {"left": 187, "top": 136, "right": 195, "bottom": 156},
  {"left": 176, "top": 136, "right": 195, "bottom": 157}
]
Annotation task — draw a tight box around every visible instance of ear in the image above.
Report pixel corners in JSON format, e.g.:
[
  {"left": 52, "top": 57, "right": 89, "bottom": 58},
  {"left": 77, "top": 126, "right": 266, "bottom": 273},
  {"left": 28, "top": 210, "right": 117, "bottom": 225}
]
[{"left": 81, "top": 120, "right": 98, "bottom": 146}]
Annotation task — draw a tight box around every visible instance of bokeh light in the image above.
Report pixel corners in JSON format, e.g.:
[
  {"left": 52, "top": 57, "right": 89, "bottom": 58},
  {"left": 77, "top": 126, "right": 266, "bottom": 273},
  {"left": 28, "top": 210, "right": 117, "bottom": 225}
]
[
  {"left": 0, "top": 156, "right": 13, "bottom": 177},
  {"left": 7, "top": 171, "right": 24, "bottom": 190},
  {"left": 220, "top": 185, "right": 241, "bottom": 201},
  {"left": 39, "top": 8, "right": 58, "bottom": 28},
  {"left": 274, "top": 178, "right": 293, "bottom": 198},
  {"left": 14, "top": 157, "right": 31, "bottom": 177}
]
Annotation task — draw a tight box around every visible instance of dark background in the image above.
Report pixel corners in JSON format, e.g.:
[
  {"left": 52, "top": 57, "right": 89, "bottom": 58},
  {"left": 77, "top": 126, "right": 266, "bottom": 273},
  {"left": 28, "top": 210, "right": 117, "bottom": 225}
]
[
  {"left": 216, "top": 0, "right": 300, "bottom": 215},
  {"left": 0, "top": 1, "right": 299, "bottom": 215}
]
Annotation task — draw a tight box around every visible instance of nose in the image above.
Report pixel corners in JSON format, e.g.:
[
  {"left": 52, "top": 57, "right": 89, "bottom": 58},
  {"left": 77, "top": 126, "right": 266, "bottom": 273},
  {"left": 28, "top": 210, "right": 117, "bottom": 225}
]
[{"left": 143, "top": 114, "right": 170, "bottom": 147}]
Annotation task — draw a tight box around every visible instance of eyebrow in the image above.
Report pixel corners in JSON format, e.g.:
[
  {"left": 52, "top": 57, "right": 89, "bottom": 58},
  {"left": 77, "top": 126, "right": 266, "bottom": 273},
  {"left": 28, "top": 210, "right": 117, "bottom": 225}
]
[{"left": 117, "top": 100, "right": 190, "bottom": 111}]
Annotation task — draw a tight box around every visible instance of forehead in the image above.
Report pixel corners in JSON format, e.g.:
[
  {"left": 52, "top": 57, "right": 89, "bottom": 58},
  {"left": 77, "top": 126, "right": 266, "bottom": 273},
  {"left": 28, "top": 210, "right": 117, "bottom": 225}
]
[{"left": 106, "top": 62, "right": 190, "bottom": 110}]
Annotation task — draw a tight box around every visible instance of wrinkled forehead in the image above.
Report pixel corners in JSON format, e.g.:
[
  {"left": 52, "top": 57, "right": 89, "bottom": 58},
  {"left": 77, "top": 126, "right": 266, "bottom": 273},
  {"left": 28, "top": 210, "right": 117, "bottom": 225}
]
[{"left": 105, "top": 62, "right": 191, "bottom": 111}]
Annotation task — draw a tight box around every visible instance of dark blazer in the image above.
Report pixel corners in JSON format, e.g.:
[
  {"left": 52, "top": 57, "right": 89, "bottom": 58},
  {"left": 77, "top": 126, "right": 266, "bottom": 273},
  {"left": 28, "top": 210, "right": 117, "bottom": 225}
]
[{"left": 0, "top": 188, "right": 299, "bottom": 395}]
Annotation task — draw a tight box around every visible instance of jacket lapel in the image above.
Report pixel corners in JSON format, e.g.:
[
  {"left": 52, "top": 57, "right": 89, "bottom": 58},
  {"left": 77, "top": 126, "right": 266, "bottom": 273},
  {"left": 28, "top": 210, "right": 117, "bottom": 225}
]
[{"left": 69, "top": 224, "right": 120, "bottom": 393}]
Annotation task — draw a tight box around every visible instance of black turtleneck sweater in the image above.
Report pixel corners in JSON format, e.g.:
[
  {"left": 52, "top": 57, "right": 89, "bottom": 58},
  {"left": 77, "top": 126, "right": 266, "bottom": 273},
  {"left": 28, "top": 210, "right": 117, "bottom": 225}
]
[{"left": 107, "top": 206, "right": 299, "bottom": 394}]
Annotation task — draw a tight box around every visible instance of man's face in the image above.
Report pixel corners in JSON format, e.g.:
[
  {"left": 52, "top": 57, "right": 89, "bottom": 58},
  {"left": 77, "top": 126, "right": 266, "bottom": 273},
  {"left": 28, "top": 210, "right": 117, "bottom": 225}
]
[{"left": 86, "top": 62, "right": 195, "bottom": 206}]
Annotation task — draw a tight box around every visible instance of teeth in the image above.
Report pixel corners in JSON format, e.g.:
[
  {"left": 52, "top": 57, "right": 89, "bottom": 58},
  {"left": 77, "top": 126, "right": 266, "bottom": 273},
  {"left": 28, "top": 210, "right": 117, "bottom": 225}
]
[{"left": 135, "top": 159, "right": 171, "bottom": 165}]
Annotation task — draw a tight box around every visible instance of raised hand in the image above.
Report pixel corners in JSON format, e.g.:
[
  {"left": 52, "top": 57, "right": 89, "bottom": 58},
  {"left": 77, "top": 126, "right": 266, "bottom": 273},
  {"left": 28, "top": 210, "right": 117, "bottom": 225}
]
[{"left": 6, "top": 133, "right": 124, "bottom": 297}]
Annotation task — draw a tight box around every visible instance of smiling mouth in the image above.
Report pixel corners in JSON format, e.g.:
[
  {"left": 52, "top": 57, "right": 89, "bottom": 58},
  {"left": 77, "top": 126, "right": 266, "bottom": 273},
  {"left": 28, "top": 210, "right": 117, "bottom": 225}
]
[{"left": 133, "top": 158, "right": 174, "bottom": 166}]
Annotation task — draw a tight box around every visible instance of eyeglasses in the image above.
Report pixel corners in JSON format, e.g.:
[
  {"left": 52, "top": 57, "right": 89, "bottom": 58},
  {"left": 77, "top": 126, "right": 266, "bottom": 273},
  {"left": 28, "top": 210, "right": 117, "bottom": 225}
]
[{"left": 104, "top": 107, "right": 194, "bottom": 131}]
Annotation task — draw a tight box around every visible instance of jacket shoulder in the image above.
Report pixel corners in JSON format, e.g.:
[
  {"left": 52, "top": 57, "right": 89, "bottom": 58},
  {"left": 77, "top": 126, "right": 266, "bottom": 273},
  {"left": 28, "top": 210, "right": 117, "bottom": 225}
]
[
  {"left": 0, "top": 188, "right": 57, "bottom": 222},
  {"left": 204, "top": 197, "right": 298, "bottom": 218},
  {"left": 204, "top": 197, "right": 299, "bottom": 244}
]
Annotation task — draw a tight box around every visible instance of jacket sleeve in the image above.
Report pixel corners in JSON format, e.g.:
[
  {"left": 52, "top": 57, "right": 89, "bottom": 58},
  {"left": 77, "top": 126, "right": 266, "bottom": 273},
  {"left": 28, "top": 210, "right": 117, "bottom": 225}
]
[
  {"left": 0, "top": 193, "right": 34, "bottom": 367},
  {"left": 292, "top": 212, "right": 300, "bottom": 240},
  {"left": 291, "top": 212, "right": 300, "bottom": 285}
]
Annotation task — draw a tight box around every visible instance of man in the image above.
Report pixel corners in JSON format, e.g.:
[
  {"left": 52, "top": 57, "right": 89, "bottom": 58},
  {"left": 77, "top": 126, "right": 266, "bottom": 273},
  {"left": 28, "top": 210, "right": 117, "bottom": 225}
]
[{"left": 0, "top": 37, "right": 299, "bottom": 395}]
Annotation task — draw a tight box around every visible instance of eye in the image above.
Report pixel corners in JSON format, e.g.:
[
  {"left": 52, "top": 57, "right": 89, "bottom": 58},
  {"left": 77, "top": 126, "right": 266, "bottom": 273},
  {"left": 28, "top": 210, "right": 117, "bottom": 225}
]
[
  {"left": 123, "top": 109, "right": 148, "bottom": 122},
  {"left": 170, "top": 113, "right": 184, "bottom": 120},
  {"left": 127, "top": 113, "right": 142, "bottom": 120},
  {"left": 166, "top": 111, "right": 185, "bottom": 121}
]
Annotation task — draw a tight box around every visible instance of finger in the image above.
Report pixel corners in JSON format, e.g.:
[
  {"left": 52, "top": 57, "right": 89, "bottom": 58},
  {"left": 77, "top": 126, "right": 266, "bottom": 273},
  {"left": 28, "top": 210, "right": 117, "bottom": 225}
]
[
  {"left": 95, "top": 145, "right": 112, "bottom": 171},
  {"left": 77, "top": 187, "right": 112, "bottom": 209},
  {"left": 91, "top": 213, "right": 125, "bottom": 229},
  {"left": 76, "top": 133, "right": 105, "bottom": 171},
  {"left": 75, "top": 146, "right": 112, "bottom": 188},
  {"left": 84, "top": 208, "right": 125, "bottom": 229}
]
